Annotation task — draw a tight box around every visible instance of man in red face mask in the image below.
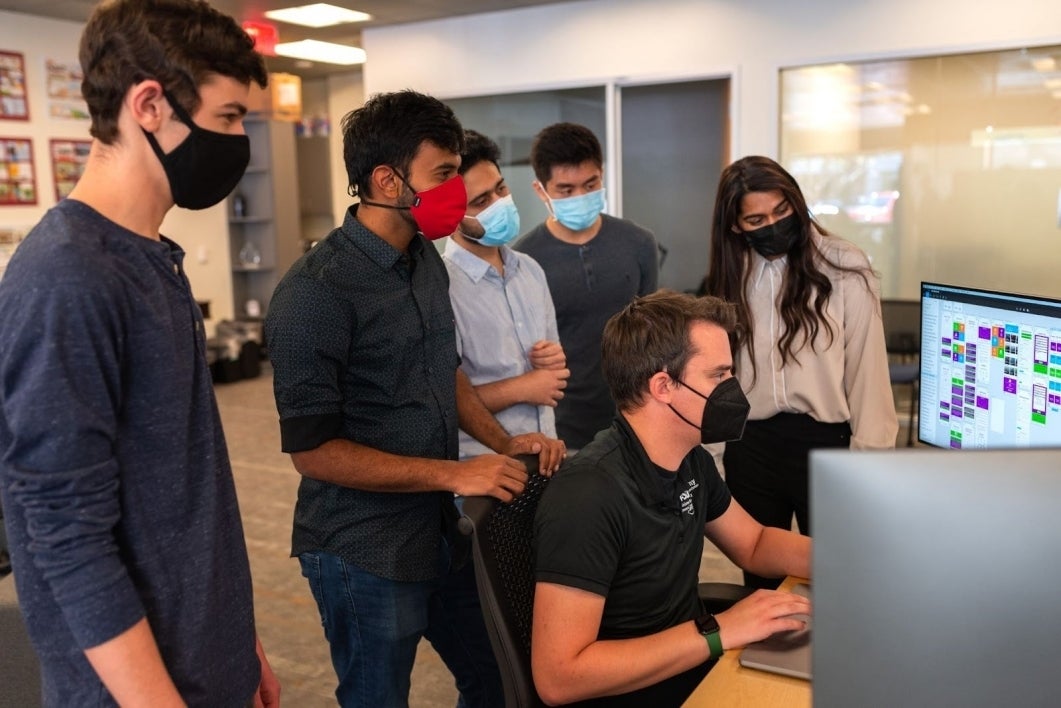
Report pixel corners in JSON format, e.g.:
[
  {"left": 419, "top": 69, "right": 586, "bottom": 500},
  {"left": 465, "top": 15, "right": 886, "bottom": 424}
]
[{"left": 265, "top": 90, "right": 566, "bottom": 707}]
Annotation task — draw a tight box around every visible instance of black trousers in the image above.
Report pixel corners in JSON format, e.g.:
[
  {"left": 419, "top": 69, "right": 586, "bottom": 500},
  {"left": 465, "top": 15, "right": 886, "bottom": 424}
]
[{"left": 724, "top": 413, "right": 851, "bottom": 589}]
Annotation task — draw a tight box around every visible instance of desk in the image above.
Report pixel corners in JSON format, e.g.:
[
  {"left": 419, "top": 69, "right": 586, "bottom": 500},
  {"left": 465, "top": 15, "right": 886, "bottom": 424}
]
[{"left": 683, "top": 576, "right": 811, "bottom": 707}]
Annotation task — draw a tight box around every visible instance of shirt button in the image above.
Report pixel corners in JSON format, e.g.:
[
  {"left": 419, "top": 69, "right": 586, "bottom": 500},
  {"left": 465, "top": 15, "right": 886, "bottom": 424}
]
[{"left": 172, "top": 264, "right": 179, "bottom": 274}]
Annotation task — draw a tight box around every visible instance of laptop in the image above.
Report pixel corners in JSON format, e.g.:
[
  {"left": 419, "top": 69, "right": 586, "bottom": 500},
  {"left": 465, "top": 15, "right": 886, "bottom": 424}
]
[{"left": 737, "top": 583, "right": 811, "bottom": 680}]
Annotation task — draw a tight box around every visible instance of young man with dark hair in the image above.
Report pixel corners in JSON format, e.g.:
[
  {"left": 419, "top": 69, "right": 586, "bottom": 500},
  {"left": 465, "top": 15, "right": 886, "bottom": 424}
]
[
  {"left": 515, "top": 122, "right": 660, "bottom": 451},
  {"left": 443, "top": 130, "right": 569, "bottom": 460},
  {"left": 265, "top": 93, "right": 565, "bottom": 706},
  {"left": 0, "top": 1, "right": 278, "bottom": 705},
  {"left": 532, "top": 290, "right": 811, "bottom": 706}
]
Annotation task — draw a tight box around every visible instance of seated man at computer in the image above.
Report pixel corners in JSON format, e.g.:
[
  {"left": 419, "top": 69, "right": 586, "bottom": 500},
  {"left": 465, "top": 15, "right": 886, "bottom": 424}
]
[{"left": 532, "top": 290, "right": 811, "bottom": 706}]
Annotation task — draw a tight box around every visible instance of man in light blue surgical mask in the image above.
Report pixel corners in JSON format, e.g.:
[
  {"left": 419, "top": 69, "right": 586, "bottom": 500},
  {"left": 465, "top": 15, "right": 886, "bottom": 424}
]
[
  {"left": 443, "top": 130, "right": 570, "bottom": 462},
  {"left": 514, "top": 122, "right": 660, "bottom": 452}
]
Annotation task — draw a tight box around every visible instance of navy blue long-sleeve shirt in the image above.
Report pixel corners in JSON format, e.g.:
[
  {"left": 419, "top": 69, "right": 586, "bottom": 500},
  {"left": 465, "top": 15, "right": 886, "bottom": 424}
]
[{"left": 0, "top": 200, "right": 258, "bottom": 706}]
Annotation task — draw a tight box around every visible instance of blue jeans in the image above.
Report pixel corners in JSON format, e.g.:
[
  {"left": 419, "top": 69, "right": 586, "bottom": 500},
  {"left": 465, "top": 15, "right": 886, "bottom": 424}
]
[{"left": 299, "top": 544, "right": 502, "bottom": 708}]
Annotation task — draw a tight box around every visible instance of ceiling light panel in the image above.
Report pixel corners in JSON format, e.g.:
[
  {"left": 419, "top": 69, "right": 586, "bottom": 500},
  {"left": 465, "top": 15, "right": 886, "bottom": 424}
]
[
  {"left": 265, "top": 3, "right": 371, "bottom": 28},
  {"left": 273, "top": 39, "right": 367, "bottom": 65}
]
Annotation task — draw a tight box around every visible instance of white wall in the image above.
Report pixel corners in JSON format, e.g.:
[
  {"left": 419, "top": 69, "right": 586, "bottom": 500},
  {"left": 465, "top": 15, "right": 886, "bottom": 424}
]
[
  {"left": 362, "top": 0, "right": 1060, "bottom": 159},
  {"left": 0, "top": 10, "right": 236, "bottom": 333},
  {"left": 0, "top": 11, "right": 87, "bottom": 232}
]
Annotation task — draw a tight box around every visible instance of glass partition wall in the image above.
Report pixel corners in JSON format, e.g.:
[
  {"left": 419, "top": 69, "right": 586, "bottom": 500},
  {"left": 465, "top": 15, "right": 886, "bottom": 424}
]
[
  {"left": 445, "top": 87, "right": 608, "bottom": 235},
  {"left": 780, "top": 45, "right": 1061, "bottom": 300},
  {"left": 445, "top": 79, "right": 730, "bottom": 294}
]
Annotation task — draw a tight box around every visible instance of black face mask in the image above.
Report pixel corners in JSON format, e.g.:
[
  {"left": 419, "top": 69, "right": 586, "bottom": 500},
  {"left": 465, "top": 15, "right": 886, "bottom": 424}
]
[
  {"left": 742, "top": 212, "right": 801, "bottom": 258},
  {"left": 669, "top": 376, "right": 751, "bottom": 444},
  {"left": 144, "top": 90, "right": 250, "bottom": 210}
]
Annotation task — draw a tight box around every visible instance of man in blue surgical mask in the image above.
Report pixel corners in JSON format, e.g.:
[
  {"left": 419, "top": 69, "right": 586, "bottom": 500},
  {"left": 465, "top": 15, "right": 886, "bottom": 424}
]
[
  {"left": 515, "top": 122, "right": 660, "bottom": 452},
  {"left": 443, "top": 130, "right": 570, "bottom": 462}
]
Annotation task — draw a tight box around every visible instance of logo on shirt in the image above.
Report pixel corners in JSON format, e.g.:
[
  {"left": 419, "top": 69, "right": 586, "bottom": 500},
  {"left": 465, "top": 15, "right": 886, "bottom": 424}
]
[{"left": 679, "top": 478, "right": 699, "bottom": 515}]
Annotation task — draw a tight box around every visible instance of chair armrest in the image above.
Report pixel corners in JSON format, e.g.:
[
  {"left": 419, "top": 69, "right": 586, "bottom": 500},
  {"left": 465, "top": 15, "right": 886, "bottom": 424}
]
[{"left": 698, "top": 581, "right": 756, "bottom": 614}]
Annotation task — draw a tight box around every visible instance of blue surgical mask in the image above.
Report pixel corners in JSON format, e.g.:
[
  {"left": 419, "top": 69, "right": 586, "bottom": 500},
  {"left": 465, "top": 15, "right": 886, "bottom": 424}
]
[
  {"left": 469, "top": 194, "right": 521, "bottom": 247},
  {"left": 547, "top": 187, "right": 606, "bottom": 231}
]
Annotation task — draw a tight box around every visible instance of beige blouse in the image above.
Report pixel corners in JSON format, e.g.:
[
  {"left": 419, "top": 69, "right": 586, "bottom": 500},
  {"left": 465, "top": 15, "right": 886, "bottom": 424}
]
[{"left": 736, "top": 232, "right": 898, "bottom": 450}]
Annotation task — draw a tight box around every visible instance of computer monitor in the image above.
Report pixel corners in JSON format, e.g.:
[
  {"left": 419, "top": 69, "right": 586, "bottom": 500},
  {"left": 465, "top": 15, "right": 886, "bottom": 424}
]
[
  {"left": 811, "top": 447, "right": 1061, "bottom": 707},
  {"left": 919, "top": 281, "right": 1061, "bottom": 449}
]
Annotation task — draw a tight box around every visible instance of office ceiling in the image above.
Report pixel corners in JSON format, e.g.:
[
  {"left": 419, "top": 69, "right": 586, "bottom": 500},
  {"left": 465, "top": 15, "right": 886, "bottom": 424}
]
[{"left": 0, "top": 0, "right": 580, "bottom": 79}]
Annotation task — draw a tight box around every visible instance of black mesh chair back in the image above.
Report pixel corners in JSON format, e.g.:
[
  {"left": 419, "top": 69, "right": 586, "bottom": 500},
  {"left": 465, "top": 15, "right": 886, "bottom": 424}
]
[{"left": 458, "top": 454, "right": 548, "bottom": 708}]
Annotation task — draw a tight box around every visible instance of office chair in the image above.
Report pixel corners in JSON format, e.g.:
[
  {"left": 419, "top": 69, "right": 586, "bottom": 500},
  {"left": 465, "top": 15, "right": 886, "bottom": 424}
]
[
  {"left": 458, "top": 455, "right": 547, "bottom": 708},
  {"left": 458, "top": 455, "right": 754, "bottom": 708},
  {"left": 881, "top": 299, "right": 921, "bottom": 446}
]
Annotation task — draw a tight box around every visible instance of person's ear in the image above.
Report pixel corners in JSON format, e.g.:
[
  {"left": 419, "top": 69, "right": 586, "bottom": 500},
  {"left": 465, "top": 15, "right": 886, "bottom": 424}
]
[
  {"left": 126, "top": 79, "right": 167, "bottom": 133},
  {"left": 532, "top": 180, "right": 551, "bottom": 205},
  {"left": 369, "top": 165, "right": 403, "bottom": 201},
  {"left": 647, "top": 371, "right": 678, "bottom": 404}
]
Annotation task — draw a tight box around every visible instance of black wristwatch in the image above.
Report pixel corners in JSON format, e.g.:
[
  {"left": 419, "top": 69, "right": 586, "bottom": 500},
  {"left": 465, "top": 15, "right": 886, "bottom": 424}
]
[{"left": 695, "top": 613, "right": 724, "bottom": 658}]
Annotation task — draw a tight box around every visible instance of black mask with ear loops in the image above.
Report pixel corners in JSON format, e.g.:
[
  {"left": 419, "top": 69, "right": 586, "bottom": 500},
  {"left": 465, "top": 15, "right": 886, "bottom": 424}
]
[
  {"left": 668, "top": 376, "right": 751, "bottom": 444},
  {"left": 742, "top": 212, "right": 802, "bottom": 258},
  {"left": 143, "top": 89, "right": 250, "bottom": 210}
]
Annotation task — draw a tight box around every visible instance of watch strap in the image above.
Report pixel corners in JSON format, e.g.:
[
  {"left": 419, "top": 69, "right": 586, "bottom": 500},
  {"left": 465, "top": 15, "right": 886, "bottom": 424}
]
[{"left": 703, "top": 629, "right": 724, "bottom": 658}]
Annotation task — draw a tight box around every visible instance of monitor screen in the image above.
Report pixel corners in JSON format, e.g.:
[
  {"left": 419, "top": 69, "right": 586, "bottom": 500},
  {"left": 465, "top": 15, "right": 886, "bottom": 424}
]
[
  {"left": 919, "top": 281, "right": 1061, "bottom": 449},
  {"left": 811, "top": 447, "right": 1061, "bottom": 707}
]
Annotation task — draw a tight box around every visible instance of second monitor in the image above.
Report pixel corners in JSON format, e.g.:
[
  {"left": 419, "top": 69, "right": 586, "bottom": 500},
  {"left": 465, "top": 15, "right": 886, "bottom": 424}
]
[{"left": 919, "top": 281, "right": 1061, "bottom": 449}]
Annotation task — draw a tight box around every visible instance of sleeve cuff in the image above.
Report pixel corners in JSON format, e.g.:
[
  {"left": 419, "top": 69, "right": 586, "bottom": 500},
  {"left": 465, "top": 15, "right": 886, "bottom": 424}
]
[
  {"left": 279, "top": 413, "right": 344, "bottom": 453},
  {"left": 535, "top": 570, "right": 609, "bottom": 597}
]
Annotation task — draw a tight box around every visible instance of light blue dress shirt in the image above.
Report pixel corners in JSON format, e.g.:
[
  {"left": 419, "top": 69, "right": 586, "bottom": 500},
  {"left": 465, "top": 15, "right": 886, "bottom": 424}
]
[{"left": 443, "top": 239, "right": 559, "bottom": 459}]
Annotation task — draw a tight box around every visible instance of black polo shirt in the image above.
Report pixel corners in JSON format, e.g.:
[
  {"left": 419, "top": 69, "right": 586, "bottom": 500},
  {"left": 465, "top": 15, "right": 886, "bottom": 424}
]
[
  {"left": 265, "top": 206, "right": 459, "bottom": 582},
  {"left": 534, "top": 414, "right": 732, "bottom": 638}
]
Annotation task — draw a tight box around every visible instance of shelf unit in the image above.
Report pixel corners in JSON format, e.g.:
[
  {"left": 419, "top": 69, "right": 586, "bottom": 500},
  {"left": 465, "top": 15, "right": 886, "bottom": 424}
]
[{"left": 227, "top": 117, "right": 301, "bottom": 318}]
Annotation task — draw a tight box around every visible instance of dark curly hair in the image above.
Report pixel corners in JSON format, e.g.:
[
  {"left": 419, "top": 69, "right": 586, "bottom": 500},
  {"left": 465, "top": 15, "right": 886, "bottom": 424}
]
[
  {"left": 80, "top": 0, "right": 267, "bottom": 144},
  {"left": 458, "top": 129, "right": 501, "bottom": 176},
  {"left": 341, "top": 90, "right": 464, "bottom": 200}
]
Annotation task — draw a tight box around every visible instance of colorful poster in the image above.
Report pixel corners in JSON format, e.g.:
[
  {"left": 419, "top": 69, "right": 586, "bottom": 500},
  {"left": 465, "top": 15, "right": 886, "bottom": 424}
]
[
  {"left": 50, "top": 138, "right": 91, "bottom": 200},
  {"left": 0, "top": 137, "right": 37, "bottom": 205},
  {"left": 0, "top": 51, "right": 29, "bottom": 120},
  {"left": 45, "top": 59, "right": 89, "bottom": 120}
]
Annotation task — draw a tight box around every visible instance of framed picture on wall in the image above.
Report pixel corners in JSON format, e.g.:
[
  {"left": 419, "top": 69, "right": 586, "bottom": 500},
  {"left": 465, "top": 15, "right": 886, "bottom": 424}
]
[
  {"left": 0, "top": 137, "right": 37, "bottom": 205},
  {"left": 45, "top": 59, "right": 89, "bottom": 120},
  {"left": 50, "top": 138, "right": 91, "bottom": 200},
  {"left": 0, "top": 51, "right": 29, "bottom": 120}
]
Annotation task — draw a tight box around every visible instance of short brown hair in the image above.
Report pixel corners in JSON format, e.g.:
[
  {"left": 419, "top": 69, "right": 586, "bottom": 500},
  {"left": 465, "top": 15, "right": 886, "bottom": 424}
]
[
  {"left": 601, "top": 290, "right": 738, "bottom": 411},
  {"left": 80, "top": 0, "right": 267, "bottom": 144}
]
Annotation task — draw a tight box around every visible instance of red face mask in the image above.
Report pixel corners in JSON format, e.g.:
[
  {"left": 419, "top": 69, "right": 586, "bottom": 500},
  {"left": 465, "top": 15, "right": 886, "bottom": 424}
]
[
  {"left": 360, "top": 171, "right": 469, "bottom": 240},
  {"left": 407, "top": 175, "right": 468, "bottom": 240}
]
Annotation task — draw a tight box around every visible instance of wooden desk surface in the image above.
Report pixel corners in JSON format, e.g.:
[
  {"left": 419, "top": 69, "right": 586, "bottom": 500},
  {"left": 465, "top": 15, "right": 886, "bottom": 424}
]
[{"left": 683, "top": 576, "right": 811, "bottom": 708}]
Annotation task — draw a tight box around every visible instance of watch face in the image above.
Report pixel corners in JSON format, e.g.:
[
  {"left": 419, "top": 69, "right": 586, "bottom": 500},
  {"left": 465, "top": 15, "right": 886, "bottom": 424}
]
[{"left": 696, "top": 613, "right": 720, "bottom": 634}]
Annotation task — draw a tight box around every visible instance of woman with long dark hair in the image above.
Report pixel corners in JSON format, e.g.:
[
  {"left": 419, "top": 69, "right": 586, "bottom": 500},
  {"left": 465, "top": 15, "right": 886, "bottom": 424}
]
[{"left": 704, "top": 156, "right": 897, "bottom": 588}]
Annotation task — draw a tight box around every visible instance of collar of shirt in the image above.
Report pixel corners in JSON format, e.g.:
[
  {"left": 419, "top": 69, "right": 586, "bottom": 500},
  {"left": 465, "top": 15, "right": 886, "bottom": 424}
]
[
  {"left": 340, "top": 204, "right": 425, "bottom": 272},
  {"left": 612, "top": 413, "right": 694, "bottom": 510},
  {"left": 750, "top": 249, "right": 788, "bottom": 289},
  {"left": 442, "top": 238, "right": 519, "bottom": 284}
]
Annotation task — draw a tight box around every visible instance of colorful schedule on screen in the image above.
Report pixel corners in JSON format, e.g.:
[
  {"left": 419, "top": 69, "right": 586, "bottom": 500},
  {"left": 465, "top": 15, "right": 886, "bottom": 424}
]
[{"left": 920, "top": 282, "right": 1061, "bottom": 449}]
